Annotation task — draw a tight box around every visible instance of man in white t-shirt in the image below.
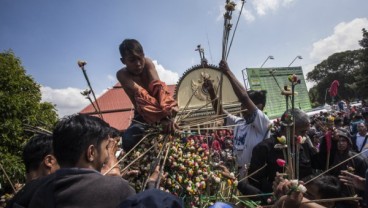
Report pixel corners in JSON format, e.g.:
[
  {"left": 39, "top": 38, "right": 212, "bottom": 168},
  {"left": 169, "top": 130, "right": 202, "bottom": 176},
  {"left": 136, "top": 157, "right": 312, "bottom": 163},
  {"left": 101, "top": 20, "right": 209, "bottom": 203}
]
[
  {"left": 352, "top": 122, "right": 368, "bottom": 157},
  {"left": 203, "top": 60, "right": 271, "bottom": 175},
  {"left": 228, "top": 103, "right": 270, "bottom": 167}
]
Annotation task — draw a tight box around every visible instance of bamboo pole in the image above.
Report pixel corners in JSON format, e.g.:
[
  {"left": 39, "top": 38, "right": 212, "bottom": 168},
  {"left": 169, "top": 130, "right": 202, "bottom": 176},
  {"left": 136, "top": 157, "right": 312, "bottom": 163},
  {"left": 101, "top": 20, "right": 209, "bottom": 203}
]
[
  {"left": 175, "top": 87, "right": 198, "bottom": 123},
  {"left": 302, "top": 196, "right": 361, "bottom": 204},
  {"left": 305, "top": 149, "right": 368, "bottom": 185},
  {"left": 238, "top": 163, "right": 267, "bottom": 183},
  {"left": 141, "top": 135, "right": 169, "bottom": 191},
  {"left": 120, "top": 144, "right": 156, "bottom": 173},
  {"left": 103, "top": 132, "right": 156, "bottom": 175},
  {"left": 179, "top": 108, "right": 248, "bottom": 128},
  {"left": 78, "top": 61, "right": 104, "bottom": 120},
  {"left": 0, "top": 162, "right": 16, "bottom": 192},
  {"left": 155, "top": 142, "right": 171, "bottom": 188},
  {"left": 232, "top": 196, "right": 361, "bottom": 208},
  {"left": 210, "top": 192, "right": 274, "bottom": 200}
]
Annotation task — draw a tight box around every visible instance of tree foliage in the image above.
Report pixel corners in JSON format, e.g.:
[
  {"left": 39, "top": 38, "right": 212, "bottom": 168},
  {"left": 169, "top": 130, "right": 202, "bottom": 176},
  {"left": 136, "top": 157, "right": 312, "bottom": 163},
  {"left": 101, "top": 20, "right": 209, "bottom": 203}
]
[
  {"left": 0, "top": 50, "right": 58, "bottom": 193},
  {"left": 306, "top": 50, "right": 361, "bottom": 105},
  {"left": 354, "top": 28, "right": 368, "bottom": 99},
  {"left": 307, "top": 28, "right": 368, "bottom": 105}
]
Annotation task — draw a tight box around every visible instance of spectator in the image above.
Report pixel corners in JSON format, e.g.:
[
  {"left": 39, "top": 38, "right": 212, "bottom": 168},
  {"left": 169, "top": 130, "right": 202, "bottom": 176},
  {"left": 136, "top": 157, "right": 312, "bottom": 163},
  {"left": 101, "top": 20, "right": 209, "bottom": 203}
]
[
  {"left": 350, "top": 113, "right": 364, "bottom": 135},
  {"left": 328, "top": 130, "right": 367, "bottom": 178},
  {"left": 303, "top": 175, "right": 347, "bottom": 208},
  {"left": 29, "top": 114, "right": 136, "bottom": 208},
  {"left": 325, "top": 130, "right": 368, "bottom": 207},
  {"left": 247, "top": 108, "right": 316, "bottom": 193},
  {"left": 101, "top": 127, "right": 124, "bottom": 176},
  {"left": 117, "top": 189, "right": 184, "bottom": 208},
  {"left": 351, "top": 122, "right": 368, "bottom": 157},
  {"left": 6, "top": 134, "right": 59, "bottom": 208}
]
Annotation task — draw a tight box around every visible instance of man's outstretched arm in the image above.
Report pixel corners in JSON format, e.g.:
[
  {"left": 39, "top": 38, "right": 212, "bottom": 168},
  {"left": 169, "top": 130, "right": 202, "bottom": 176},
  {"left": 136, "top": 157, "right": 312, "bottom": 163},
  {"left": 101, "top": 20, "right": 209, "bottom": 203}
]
[{"left": 218, "top": 60, "right": 257, "bottom": 115}]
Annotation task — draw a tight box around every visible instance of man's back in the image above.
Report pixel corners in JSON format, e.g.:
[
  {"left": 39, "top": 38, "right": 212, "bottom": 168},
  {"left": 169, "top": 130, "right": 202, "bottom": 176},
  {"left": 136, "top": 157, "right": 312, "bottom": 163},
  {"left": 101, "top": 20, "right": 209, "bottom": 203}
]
[
  {"left": 248, "top": 137, "right": 283, "bottom": 192},
  {"left": 229, "top": 109, "right": 270, "bottom": 167},
  {"left": 29, "top": 168, "right": 135, "bottom": 208},
  {"left": 249, "top": 136, "right": 315, "bottom": 193},
  {"left": 5, "top": 178, "right": 44, "bottom": 208}
]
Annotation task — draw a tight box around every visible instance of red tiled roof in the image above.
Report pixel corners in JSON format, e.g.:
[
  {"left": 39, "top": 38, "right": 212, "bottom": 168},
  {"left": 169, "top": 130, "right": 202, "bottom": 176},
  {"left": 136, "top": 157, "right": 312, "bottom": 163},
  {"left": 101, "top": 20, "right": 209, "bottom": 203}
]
[
  {"left": 79, "top": 82, "right": 176, "bottom": 131},
  {"left": 94, "top": 111, "right": 134, "bottom": 131}
]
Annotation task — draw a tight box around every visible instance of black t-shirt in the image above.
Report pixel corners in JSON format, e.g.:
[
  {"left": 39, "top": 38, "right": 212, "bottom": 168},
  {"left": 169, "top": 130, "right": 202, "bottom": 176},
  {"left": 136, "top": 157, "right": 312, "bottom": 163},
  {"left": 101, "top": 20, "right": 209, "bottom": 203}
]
[
  {"left": 248, "top": 136, "right": 316, "bottom": 193},
  {"left": 28, "top": 168, "right": 136, "bottom": 208},
  {"left": 6, "top": 178, "right": 45, "bottom": 208}
]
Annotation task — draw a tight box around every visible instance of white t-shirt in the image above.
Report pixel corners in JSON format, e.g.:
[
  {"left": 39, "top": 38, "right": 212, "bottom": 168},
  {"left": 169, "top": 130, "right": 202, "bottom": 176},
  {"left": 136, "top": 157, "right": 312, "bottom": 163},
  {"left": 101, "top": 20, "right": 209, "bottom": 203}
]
[
  {"left": 227, "top": 109, "right": 271, "bottom": 167},
  {"left": 356, "top": 132, "right": 368, "bottom": 157}
]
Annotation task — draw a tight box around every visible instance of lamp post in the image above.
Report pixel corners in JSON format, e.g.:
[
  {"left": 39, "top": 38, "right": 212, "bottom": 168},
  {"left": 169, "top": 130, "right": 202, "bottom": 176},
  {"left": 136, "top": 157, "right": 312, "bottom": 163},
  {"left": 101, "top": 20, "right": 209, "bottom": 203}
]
[
  {"left": 242, "top": 55, "right": 274, "bottom": 90},
  {"left": 288, "top": 55, "right": 303, "bottom": 67},
  {"left": 260, "top": 55, "right": 274, "bottom": 68}
]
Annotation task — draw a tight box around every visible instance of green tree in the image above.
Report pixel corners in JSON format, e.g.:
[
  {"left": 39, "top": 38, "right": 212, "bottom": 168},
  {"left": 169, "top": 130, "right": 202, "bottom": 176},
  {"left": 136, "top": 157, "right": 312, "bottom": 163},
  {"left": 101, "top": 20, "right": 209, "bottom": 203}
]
[
  {"left": 0, "top": 50, "right": 58, "bottom": 193},
  {"left": 308, "top": 87, "right": 321, "bottom": 108},
  {"left": 306, "top": 50, "right": 362, "bottom": 105},
  {"left": 354, "top": 28, "right": 368, "bottom": 99}
]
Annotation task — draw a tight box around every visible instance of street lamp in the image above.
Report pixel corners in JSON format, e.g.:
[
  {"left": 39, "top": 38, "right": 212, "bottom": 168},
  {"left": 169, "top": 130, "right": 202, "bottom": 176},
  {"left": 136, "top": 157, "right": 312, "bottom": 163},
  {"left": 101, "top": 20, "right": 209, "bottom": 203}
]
[
  {"left": 260, "top": 55, "right": 274, "bottom": 68},
  {"left": 242, "top": 55, "right": 274, "bottom": 90},
  {"left": 288, "top": 55, "right": 303, "bottom": 67}
]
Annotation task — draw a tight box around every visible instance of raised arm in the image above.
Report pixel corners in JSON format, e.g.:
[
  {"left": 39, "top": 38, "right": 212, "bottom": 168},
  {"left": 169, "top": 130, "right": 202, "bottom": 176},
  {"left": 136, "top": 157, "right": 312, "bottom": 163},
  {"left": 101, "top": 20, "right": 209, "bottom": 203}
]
[
  {"left": 202, "top": 78, "right": 224, "bottom": 115},
  {"left": 116, "top": 68, "right": 138, "bottom": 108},
  {"left": 219, "top": 60, "right": 257, "bottom": 115},
  {"left": 101, "top": 138, "right": 121, "bottom": 176}
]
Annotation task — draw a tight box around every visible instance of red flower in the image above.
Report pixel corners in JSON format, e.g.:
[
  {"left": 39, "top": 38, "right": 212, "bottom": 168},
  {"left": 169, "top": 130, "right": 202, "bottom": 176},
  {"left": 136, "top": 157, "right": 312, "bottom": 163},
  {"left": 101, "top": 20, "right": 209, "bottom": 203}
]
[
  {"left": 297, "top": 135, "right": 302, "bottom": 143},
  {"left": 276, "top": 159, "right": 286, "bottom": 167}
]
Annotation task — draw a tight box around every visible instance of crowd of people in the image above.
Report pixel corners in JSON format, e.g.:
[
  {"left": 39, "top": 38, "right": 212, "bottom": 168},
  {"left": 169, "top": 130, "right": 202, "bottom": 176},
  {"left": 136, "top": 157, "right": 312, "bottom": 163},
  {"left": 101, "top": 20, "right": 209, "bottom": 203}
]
[
  {"left": 1, "top": 39, "right": 184, "bottom": 208},
  {"left": 2, "top": 38, "right": 368, "bottom": 208},
  {"left": 246, "top": 105, "right": 368, "bottom": 208}
]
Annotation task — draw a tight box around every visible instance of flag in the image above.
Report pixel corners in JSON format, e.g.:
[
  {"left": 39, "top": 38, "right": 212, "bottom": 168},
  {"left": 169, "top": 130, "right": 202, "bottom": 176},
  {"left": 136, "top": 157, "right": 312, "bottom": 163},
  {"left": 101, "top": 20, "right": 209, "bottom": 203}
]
[{"left": 329, "top": 80, "right": 339, "bottom": 97}]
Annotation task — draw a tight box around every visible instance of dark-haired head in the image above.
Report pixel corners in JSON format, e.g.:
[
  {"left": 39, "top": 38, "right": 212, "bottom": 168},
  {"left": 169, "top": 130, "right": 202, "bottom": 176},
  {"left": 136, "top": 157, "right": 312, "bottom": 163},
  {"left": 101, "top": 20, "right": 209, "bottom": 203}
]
[
  {"left": 119, "top": 39, "right": 144, "bottom": 59},
  {"left": 108, "top": 127, "right": 121, "bottom": 138},
  {"left": 53, "top": 114, "right": 111, "bottom": 168},
  {"left": 304, "top": 175, "right": 341, "bottom": 207},
  {"left": 23, "top": 134, "right": 53, "bottom": 174},
  {"left": 248, "top": 90, "right": 267, "bottom": 110},
  {"left": 310, "top": 175, "right": 341, "bottom": 198}
]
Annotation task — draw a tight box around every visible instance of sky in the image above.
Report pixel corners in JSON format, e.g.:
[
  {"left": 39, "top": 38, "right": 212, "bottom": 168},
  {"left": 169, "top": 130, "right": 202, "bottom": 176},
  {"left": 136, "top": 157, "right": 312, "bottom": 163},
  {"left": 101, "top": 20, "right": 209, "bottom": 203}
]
[{"left": 1, "top": 0, "right": 367, "bottom": 117}]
